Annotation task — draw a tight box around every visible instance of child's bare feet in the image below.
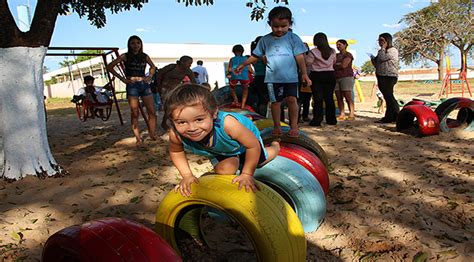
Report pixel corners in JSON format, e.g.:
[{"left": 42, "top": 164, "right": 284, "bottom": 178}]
[
  {"left": 271, "top": 127, "right": 282, "bottom": 136},
  {"left": 135, "top": 138, "right": 143, "bottom": 147}
]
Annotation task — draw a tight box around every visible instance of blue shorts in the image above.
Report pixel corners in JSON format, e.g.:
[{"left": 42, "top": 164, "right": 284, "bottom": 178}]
[
  {"left": 268, "top": 82, "right": 299, "bottom": 103},
  {"left": 126, "top": 81, "right": 152, "bottom": 98}
]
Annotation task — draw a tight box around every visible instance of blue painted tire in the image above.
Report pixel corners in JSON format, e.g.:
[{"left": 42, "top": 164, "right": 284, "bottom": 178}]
[{"left": 254, "top": 156, "right": 326, "bottom": 232}]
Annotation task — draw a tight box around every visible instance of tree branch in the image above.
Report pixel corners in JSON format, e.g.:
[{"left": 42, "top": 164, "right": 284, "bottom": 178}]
[
  {"left": 26, "top": 0, "right": 62, "bottom": 46},
  {"left": 0, "top": 0, "right": 24, "bottom": 47}
]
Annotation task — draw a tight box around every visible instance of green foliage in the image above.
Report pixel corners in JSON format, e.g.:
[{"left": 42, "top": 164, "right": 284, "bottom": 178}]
[
  {"left": 395, "top": 0, "right": 472, "bottom": 69},
  {"left": 58, "top": 60, "right": 75, "bottom": 68},
  {"left": 58, "top": 1, "right": 149, "bottom": 28},
  {"left": 44, "top": 77, "right": 58, "bottom": 86},
  {"left": 58, "top": 50, "right": 104, "bottom": 68},
  {"left": 75, "top": 50, "right": 104, "bottom": 63},
  {"left": 360, "top": 60, "right": 375, "bottom": 75},
  {"left": 177, "top": 0, "right": 289, "bottom": 20}
]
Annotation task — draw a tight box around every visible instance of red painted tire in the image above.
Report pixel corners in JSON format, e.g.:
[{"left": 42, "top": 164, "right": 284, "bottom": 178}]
[
  {"left": 261, "top": 126, "right": 329, "bottom": 167},
  {"left": 434, "top": 97, "right": 474, "bottom": 132},
  {"left": 404, "top": 100, "right": 426, "bottom": 107},
  {"left": 42, "top": 217, "right": 181, "bottom": 262},
  {"left": 278, "top": 143, "right": 329, "bottom": 195},
  {"left": 396, "top": 105, "right": 440, "bottom": 136},
  {"left": 220, "top": 102, "right": 256, "bottom": 112}
]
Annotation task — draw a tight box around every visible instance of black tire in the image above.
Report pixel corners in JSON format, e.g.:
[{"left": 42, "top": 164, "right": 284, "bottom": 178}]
[
  {"left": 434, "top": 97, "right": 474, "bottom": 132},
  {"left": 260, "top": 126, "right": 329, "bottom": 167}
]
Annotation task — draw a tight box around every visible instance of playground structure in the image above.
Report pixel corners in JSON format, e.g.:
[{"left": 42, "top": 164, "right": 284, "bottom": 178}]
[
  {"left": 439, "top": 55, "right": 472, "bottom": 98},
  {"left": 46, "top": 47, "right": 124, "bottom": 125},
  {"left": 46, "top": 47, "right": 154, "bottom": 129}
]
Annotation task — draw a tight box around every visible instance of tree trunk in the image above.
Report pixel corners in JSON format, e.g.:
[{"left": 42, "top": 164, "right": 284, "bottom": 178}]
[
  {"left": 438, "top": 52, "right": 445, "bottom": 81},
  {"left": 0, "top": 47, "right": 63, "bottom": 180},
  {"left": 460, "top": 49, "right": 466, "bottom": 73}
]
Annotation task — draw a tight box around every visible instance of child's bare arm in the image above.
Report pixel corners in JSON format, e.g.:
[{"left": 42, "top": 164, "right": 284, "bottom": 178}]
[
  {"left": 235, "top": 56, "right": 258, "bottom": 74},
  {"left": 145, "top": 55, "right": 156, "bottom": 83},
  {"left": 107, "top": 54, "right": 132, "bottom": 84},
  {"left": 224, "top": 116, "right": 261, "bottom": 192},
  {"left": 295, "top": 54, "right": 312, "bottom": 87},
  {"left": 226, "top": 59, "right": 233, "bottom": 78},
  {"left": 169, "top": 129, "right": 199, "bottom": 196}
]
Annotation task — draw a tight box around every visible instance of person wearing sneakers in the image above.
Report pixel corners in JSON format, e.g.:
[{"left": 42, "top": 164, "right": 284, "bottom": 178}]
[
  {"left": 371, "top": 32, "right": 399, "bottom": 123},
  {"left": 334, "top": 39, "right": 355, "bottom": 121}
]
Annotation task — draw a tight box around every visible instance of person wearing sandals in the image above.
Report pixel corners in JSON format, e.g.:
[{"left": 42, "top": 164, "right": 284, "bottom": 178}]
[
  {"left": 334, "top": 39, "right": 355, "bottom": 121},
  {"left": 305, "top": 32, "right": 337, "bottom": 126},
  {"left": 107, "top": 35, "right": 157, "bottom": 146},
  {"left": 371, "top": 32, "right": 399, "bottom": 123},
  {"left": 235, "top": 7, "right": 311, "bottom": 138},
  {"left": 227, "top": 44, "right": 253, "bottom": 109}
]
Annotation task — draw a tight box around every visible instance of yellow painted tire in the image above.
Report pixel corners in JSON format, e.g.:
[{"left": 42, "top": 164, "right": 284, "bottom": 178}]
[
  {"left": 253, "top": 118, "right": 289, "bottom": 131},
  {"left": 156, "top": 175, "right": 306, "bottom": 262}
]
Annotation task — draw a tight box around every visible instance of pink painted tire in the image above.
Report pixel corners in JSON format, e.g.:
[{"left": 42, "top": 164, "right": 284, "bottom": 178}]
[
  {"left": 42, "top": 217, "right": 181, "bottom": 262},
  {"left": 396, "top": 105, "right": 440, "bottom": 136},
  {"left": 278, "top": 143, "right": 329, "bottom": 195},
  {"left": 219, "top": 102, "right": 256, "bottom": 112}
]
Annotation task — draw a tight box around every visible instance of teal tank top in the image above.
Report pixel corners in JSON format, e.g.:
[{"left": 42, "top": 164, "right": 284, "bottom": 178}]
[
  {"left": 181, "top": 111, "right": 266, "bottom": 158},
  {"left": 230, "top": 56, "right": 249, "bottom": 80}
]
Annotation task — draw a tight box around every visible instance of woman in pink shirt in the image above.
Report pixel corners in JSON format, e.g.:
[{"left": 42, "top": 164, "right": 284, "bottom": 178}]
[{"left": 305, "top": 32, "right": 337, "bottom": 126}]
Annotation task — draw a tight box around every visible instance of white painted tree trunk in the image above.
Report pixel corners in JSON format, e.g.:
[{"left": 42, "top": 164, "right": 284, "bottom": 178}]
[{"left": 0, "top": 47, "right": 61, "bottom": 180}]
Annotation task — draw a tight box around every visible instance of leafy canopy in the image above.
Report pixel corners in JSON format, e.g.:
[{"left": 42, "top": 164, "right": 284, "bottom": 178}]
[{"left": 176, "top": 0, "right": 289, "bottom": 20}]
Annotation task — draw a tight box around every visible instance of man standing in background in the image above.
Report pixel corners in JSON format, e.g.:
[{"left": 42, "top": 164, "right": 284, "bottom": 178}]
[{"left": 192, "top": 60, "right": 209, "bottom": 84}]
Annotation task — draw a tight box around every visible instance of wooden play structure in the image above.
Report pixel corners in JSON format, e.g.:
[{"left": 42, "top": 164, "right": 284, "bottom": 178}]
[
  {"left": 439, "top": 55, "right": 472, "bottom": 98},
  {"left": 47, "top": 47, "right": 125, "bottom": 125},
  {"left": 46, "top": 47, "right": 152, "bottom": 129}
]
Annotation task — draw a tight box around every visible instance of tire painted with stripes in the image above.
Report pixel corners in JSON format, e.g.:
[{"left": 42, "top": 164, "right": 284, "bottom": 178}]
[
  {"left": 219, "top": 107, "right": 265, "bottom": 121},
  {"left": 396, "top": 105, "right": 440, "bottom": 136},
  {"left": 254, "top": 156, "right": 326, "bottom": 232},
  {"left": 156, "top": 175, "right": 306, "bottom": 261},
  {"left": 279, "top": 143, "right": 329, "bottom": 195},
  {"left": 42, "top": 217, "right": 181, "bottom": 262},
  {"left": 260, "top": 126, "right": 329, "bottom": 168},
  {"left": 434, "top": 97, "right": 474, "bottom": 132},
  {"left": 220, "top": 102, "right": 256, "bottom": 113},
  {"left": 253, "top": 118, "right": 289, "bottom": 130}
]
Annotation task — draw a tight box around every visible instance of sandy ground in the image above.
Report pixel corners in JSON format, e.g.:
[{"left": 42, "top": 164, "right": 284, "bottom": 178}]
[{"left": 0, "top": 93, "right": 473, "bottom": 261}]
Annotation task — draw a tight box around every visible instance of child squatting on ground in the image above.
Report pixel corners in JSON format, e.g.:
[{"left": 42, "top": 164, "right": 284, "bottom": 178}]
[
  {"left": 164, "top": 84, "right": 280, "bottom": 197},
  {"left": 234, "top": 6, "right": 311, "bottom": 138}
]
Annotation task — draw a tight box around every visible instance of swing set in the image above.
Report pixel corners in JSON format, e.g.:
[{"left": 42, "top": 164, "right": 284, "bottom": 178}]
[{"left": 46, "top": 47, "right": 152, "bottom": 129}]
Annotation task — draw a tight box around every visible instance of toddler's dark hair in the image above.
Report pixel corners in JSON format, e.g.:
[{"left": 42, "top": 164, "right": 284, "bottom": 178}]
[
  {"left": 267, "top": 6, "right": 293, "bottom": 25},
  {"left": 164, "top": 84, "right": 218, "bottom": 122},
  {"left": 83, "top": 75, "right": 94, "bottom": 82},
  {"left": 232, "top": 44, "right": 244, "bottom": 54}
]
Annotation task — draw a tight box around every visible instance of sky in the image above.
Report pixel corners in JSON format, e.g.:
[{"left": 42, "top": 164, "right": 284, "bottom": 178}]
[{"left": 8, "top": 0, "right": 435, "bottom": 70}]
